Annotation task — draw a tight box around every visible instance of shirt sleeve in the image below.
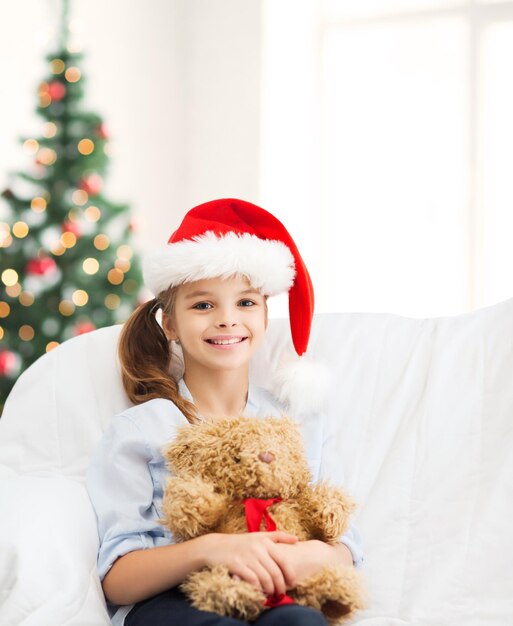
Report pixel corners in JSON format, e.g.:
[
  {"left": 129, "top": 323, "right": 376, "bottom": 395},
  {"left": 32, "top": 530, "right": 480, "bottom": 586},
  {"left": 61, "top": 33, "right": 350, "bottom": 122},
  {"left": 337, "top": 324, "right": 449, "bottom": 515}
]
[
  {"left": 318, "top": 413, "right": 365, "bottom": 569},
  {"left": 85, "top": 414, "right": 170, "bottom": 581}
]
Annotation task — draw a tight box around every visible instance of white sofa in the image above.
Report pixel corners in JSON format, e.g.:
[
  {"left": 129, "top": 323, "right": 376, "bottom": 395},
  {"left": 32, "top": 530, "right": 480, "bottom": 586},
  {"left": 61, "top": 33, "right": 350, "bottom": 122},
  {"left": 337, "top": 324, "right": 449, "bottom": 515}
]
[{"left": 1, "top": 300, "right": 513, "bottom": 625}]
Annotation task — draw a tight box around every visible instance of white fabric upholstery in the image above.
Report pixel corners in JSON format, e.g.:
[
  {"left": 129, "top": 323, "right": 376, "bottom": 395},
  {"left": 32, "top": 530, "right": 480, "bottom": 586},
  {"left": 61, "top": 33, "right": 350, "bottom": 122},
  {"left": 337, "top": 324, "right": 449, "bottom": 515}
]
[{"left": 1, "top": 299, "right": 513, "bottom": 625}]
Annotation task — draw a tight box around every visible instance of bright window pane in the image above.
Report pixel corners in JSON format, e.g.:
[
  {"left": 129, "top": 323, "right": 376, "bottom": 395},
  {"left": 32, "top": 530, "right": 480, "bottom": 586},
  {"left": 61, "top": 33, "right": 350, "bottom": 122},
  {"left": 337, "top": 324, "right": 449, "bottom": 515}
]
[
  {"left": 477, "top": 0, "right": 513, "bottom": 4},
  {"left": 319, "top": 17, "right": 469, "bottom": 316},
  {"left": 322, "top": 0, "right": 467, "bottom": 20},
  {"left": 480, "top": 21, "right": 513, "bottom": 305}
]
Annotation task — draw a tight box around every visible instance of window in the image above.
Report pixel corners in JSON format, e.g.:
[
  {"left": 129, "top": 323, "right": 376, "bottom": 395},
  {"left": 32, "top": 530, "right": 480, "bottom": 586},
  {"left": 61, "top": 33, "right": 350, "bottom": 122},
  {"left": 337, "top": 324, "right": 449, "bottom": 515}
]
[{"left": 261, "top": 0, "right": 513, "bottom": 317}]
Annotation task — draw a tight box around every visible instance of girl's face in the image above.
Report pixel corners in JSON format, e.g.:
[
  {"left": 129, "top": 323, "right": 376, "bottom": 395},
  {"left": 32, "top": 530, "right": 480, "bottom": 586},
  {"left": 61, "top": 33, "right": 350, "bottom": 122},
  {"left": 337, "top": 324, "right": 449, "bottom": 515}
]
[{"left": 162, "top": 275, "right": 268, "bottom": 374}]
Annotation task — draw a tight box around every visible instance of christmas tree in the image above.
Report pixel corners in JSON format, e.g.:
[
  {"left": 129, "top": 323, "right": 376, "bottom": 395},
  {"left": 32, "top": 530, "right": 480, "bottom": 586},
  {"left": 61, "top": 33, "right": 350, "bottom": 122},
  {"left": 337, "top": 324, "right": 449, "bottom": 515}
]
[{"left": 0, "top": 1, "right": 144, "bottom": 414}]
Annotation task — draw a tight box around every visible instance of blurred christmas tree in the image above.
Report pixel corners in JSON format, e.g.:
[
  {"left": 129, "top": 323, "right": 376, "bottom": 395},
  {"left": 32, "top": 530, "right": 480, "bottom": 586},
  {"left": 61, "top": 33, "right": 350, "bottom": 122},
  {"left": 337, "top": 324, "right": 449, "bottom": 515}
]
[{"left": 0, "top": 0, "right": 144, "bottom": 414}]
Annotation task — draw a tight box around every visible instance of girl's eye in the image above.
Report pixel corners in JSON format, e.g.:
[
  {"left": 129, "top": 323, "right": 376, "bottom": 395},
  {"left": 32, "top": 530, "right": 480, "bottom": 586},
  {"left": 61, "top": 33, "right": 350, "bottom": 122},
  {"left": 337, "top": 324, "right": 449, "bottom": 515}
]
[
  {"left": 239, "top": 300, "right": 255, "bottom": 307},
  {"left": 193, "top": 302, "right": 213, "bottom": 310}
]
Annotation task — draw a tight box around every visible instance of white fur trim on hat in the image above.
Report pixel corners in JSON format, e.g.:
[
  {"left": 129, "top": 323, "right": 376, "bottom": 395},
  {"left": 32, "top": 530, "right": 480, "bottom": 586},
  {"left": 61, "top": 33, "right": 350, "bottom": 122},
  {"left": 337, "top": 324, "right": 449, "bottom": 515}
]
[{"left": 143, "top": 231, "right": 296, "bottom": 296}]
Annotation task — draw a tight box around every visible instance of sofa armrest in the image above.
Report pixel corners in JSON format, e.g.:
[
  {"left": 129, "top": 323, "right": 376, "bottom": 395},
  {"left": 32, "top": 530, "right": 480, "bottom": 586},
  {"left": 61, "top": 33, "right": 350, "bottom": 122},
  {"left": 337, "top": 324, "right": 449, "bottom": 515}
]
[{"left": 0, "top": 473, "right": 111, "bottom": 625}]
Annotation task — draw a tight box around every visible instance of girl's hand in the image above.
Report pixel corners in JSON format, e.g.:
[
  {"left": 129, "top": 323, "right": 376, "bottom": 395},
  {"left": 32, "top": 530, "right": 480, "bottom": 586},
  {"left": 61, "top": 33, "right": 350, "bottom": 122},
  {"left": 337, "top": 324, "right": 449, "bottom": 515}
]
[
  {"left": 269, "top": 540, "right": 351, "bottom": 589},
  {"left": 201, "top": 531, "right": 298, "bottom": 597}
]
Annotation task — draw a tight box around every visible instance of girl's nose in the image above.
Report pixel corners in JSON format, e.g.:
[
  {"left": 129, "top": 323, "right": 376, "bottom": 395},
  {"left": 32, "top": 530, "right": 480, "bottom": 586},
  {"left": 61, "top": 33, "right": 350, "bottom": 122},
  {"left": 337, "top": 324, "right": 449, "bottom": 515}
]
[
  {"left": 216, "top": 310, "right": 238, "bottom": 327},
  {"left": 217, "top": 320, "right": 237, "bottom": 327},
  {"left": 258, "top": 452, "right": 275, "bottom": 463}
]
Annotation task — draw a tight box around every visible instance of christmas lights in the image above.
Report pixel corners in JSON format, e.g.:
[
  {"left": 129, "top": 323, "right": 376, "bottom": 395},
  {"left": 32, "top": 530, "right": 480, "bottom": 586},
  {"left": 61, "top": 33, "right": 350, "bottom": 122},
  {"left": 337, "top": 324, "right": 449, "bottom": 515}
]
[
  {"left": 2, "top": 269, "right": 18, "bottom": 286},
  {"left": 42, "top": 122, "right": 57, "bottom": 137},
  {"left": 19, "top": 325, "right": 35, "bottom": 341},
  {"left": 37, "top": 147, "right": 57, "bottom": 165},
  {"left": 84, "top": 206, "right": 101, "bottom": 221},
  {"left": 59, "top": 300, "right": 75, "bottom": 316},
  {"left": 78, "top": 138, "right": 94, "bottom": 155},
  {"left": 94, "top": 234, "right": 109, "bottom": 250},
  {"left": 65, "top": 66, "right": 81, "bottom": 82},
  {"left": 0, "top": 0, "right": 143, "bottom": 413},
  {"left": 115, "top": 259, "right": 131, "bottom": 273},
  {"left": 5, "top": 284, "right": 22, "bottom": 297},
  {"left": 61, "top": 232, "right": 77, "bottom": 248},
  {"left": 72, "top": 189, "right": 88, "bottom": 205},
  {"left": 72, "top": 289, "right": 88, "bottom": 306},
  {"left": 50, "top": 242, "right": 66, "bottom": 255},
  {"left": 50, "top": 58, "right": 65, "bottom": 74},
  {"left": 105, "top": 294, "right": 120, "bottom": 309},
  {"left": 31, "top": 197, "right": 47, "bottom": 212},
  {"left": 23, "top": 139, "right": 39, "bottom": 154},
  {"left": 117, "top": 244, "right": 133, "bottom": 259},
  {"left": 12, "top": 222, "right": 29, "bottom": 238},
  {"left": 82, "top": 258, "right": 99, "bottom": 274},
  {"left": 107, "top": 268, "right": 124, "bottom": 285},
  {"left": 19, "top": 292, "right": 35, "bottom": 306}
]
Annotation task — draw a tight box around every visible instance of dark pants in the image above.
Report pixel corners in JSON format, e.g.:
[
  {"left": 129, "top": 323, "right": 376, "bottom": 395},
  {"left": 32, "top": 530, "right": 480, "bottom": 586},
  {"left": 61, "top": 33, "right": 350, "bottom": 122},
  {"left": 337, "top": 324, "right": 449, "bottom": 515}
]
[{"left": 125, "top": 586, "right": 328, "bottom": 626}]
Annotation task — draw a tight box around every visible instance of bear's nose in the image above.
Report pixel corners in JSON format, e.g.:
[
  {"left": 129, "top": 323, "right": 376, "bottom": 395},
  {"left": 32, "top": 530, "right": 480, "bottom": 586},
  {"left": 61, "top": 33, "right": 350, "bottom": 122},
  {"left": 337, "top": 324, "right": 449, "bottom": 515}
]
[{"left": 258, "top": 452, "right": 275, "bottom": 464}]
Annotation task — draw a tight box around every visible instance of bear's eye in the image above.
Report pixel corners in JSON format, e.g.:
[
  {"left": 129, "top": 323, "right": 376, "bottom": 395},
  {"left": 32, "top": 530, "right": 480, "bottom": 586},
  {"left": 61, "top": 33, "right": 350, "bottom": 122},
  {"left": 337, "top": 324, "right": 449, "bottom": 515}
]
[{"left": 233, "top": 456, "right": 241, "bottom": 464}]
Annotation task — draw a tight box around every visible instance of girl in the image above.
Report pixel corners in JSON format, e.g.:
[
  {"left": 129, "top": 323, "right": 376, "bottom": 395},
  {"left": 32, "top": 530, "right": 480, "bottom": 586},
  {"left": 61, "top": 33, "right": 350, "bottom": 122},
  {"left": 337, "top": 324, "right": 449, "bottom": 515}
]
[{"left": 86, "top": 198, "right": 364, "bottom": 626}]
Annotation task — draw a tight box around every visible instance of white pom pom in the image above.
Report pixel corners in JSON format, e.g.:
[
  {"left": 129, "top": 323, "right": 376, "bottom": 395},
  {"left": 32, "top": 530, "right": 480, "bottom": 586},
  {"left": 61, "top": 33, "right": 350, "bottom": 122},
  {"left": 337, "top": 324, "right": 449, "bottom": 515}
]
[{"left": 273, "top": 355, "right": 332, "bottom": 417}]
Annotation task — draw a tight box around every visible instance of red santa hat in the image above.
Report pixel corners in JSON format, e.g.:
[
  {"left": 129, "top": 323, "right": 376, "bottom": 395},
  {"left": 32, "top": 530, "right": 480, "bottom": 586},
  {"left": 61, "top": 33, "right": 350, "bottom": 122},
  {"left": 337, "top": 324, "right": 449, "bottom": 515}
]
[{"left": 142, "top": 198, "right": 329, "bottom": 415}]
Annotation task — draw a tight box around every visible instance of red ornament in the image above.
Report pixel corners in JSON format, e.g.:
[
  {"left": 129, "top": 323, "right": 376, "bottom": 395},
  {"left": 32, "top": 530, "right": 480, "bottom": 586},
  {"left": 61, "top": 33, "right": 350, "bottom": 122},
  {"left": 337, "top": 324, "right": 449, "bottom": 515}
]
[
  {"left": 0, "top": 350, "right": 18, "bottom": 377},
  {"left": 74, "top": 321, "right": 96, "bottom": 336},
  {"left": 48, "top": 81, "right": 66, "bottom": 101},
  {"left": 79, "top": 173, "right": 102, "bottom": 196},
  {"left": 96, "top": 123, "right": 109, "bottom": 140},
  {"left": 26, "top": 257, "right": 57, "bottom": 276},
  {"left": 62, "top": 221, "right": 81, "bottom": 237}
]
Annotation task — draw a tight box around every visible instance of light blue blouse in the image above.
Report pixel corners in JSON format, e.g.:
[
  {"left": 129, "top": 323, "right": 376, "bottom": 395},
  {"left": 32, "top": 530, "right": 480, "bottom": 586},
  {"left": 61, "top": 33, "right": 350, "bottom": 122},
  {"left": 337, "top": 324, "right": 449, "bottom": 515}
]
[{"left": 86, "top": 379, "right": 364, "bottom": 625}]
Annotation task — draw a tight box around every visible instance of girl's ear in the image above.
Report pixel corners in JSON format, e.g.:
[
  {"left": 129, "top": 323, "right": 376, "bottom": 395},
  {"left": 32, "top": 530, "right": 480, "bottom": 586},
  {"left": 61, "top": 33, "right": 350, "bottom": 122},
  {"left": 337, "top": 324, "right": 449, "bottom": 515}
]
[{"left": 162, "top": 313, "right": 178, "bottom": 342}]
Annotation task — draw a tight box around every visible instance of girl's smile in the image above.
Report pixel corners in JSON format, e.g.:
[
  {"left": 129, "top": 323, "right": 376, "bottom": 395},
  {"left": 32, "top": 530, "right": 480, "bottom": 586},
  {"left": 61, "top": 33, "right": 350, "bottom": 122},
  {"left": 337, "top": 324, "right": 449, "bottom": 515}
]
[{"left": 204, "top": 335, "right": 249, "bottom": 349}]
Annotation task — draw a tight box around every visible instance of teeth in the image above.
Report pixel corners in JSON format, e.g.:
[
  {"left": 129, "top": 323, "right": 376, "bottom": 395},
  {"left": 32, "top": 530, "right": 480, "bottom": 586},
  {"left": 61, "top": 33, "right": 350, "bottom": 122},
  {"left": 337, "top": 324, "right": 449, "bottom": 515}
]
[{"left": 209, "top": 338, "right": 244, "bottom": 345}]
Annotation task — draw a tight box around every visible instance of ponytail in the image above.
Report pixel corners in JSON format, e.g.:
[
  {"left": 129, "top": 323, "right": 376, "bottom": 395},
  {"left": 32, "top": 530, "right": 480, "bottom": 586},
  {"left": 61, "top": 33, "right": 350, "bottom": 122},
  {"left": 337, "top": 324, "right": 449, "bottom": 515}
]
[{"left": 117, "top": 291, "right": 198, "bottom": 424}]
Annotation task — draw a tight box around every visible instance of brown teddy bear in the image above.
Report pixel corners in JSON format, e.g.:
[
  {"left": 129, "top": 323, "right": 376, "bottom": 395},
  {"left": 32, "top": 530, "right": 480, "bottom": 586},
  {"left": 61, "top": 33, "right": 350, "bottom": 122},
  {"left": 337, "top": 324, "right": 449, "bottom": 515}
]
[{"left": 161, "top": 415, "right": 365, "bottom": 623}]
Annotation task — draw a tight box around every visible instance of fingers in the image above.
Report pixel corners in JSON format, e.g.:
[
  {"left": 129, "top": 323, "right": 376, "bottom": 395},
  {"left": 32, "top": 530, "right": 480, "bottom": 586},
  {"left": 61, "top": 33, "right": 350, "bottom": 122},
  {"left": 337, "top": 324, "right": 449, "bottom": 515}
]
[
  {"left": 253, "top": 561, "right": 278, "bottom": 596},
  {"left": 268, "top": 547, "right": 296, "bottom": 589},
  {"left": 267, "top": 531, "right": 298, "bottom": 544},
  {"left": 229, "top": 538, "right": 288, "bottom": 596},
  {"left": 254, "top": 534, "right": 293, "bottom": 595},
  {"left": 217, "top": 533, "right": 296, "bottom": 596},
  {"left": 231, "top": 564, "right": 264, "bottom": 593},
  {"left": 233, "top": 561, "right": 279, "bottom": 596},
  {"left": 258, "top": 554, "right": 287, "bottom": 596}
]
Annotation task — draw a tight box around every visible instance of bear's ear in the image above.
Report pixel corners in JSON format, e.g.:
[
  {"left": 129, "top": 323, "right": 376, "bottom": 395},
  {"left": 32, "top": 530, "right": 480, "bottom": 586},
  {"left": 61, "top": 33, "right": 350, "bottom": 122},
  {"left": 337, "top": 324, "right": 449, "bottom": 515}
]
[
  {"left": 273, "top": 415, "right": 306, "bottom": 452},
  {"left": 162, "top": 423, "right": 219, "bottom": 473},
  {"left": 274, "top": 414, "right": 302, "bottom": 439}
]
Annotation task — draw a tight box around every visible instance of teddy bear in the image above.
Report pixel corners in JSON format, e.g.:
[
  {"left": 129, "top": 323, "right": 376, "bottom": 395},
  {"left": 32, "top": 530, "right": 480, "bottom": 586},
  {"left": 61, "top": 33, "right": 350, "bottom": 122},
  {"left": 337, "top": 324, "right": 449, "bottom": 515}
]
[{"left": 160, "top": 415, "right": 365, "bottom": 623}]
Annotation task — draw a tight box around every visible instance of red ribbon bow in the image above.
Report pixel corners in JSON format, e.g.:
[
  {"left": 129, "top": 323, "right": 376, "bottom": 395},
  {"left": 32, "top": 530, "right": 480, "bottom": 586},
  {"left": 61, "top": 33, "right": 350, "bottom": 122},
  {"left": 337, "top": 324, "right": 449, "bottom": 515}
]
[
  {"left": 244, "top": 497, "right": 282, "bottom": 532},
  {"left": 243, "top": 497, "right": 295, "bottom": 608}
]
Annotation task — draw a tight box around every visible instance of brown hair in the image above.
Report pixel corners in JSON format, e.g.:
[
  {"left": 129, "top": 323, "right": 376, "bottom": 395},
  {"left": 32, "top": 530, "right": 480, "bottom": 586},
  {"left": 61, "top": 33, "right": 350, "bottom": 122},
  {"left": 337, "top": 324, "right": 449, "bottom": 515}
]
[{"left": 117, "top": 285, "right": 199, "bottom": 424}]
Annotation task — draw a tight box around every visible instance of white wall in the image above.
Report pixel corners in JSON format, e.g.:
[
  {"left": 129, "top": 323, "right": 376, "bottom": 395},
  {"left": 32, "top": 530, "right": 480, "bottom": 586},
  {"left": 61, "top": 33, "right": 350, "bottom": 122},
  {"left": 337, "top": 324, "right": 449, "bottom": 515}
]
[{"left": 0, "top": 0, "right": 262, "bottom": 254}]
